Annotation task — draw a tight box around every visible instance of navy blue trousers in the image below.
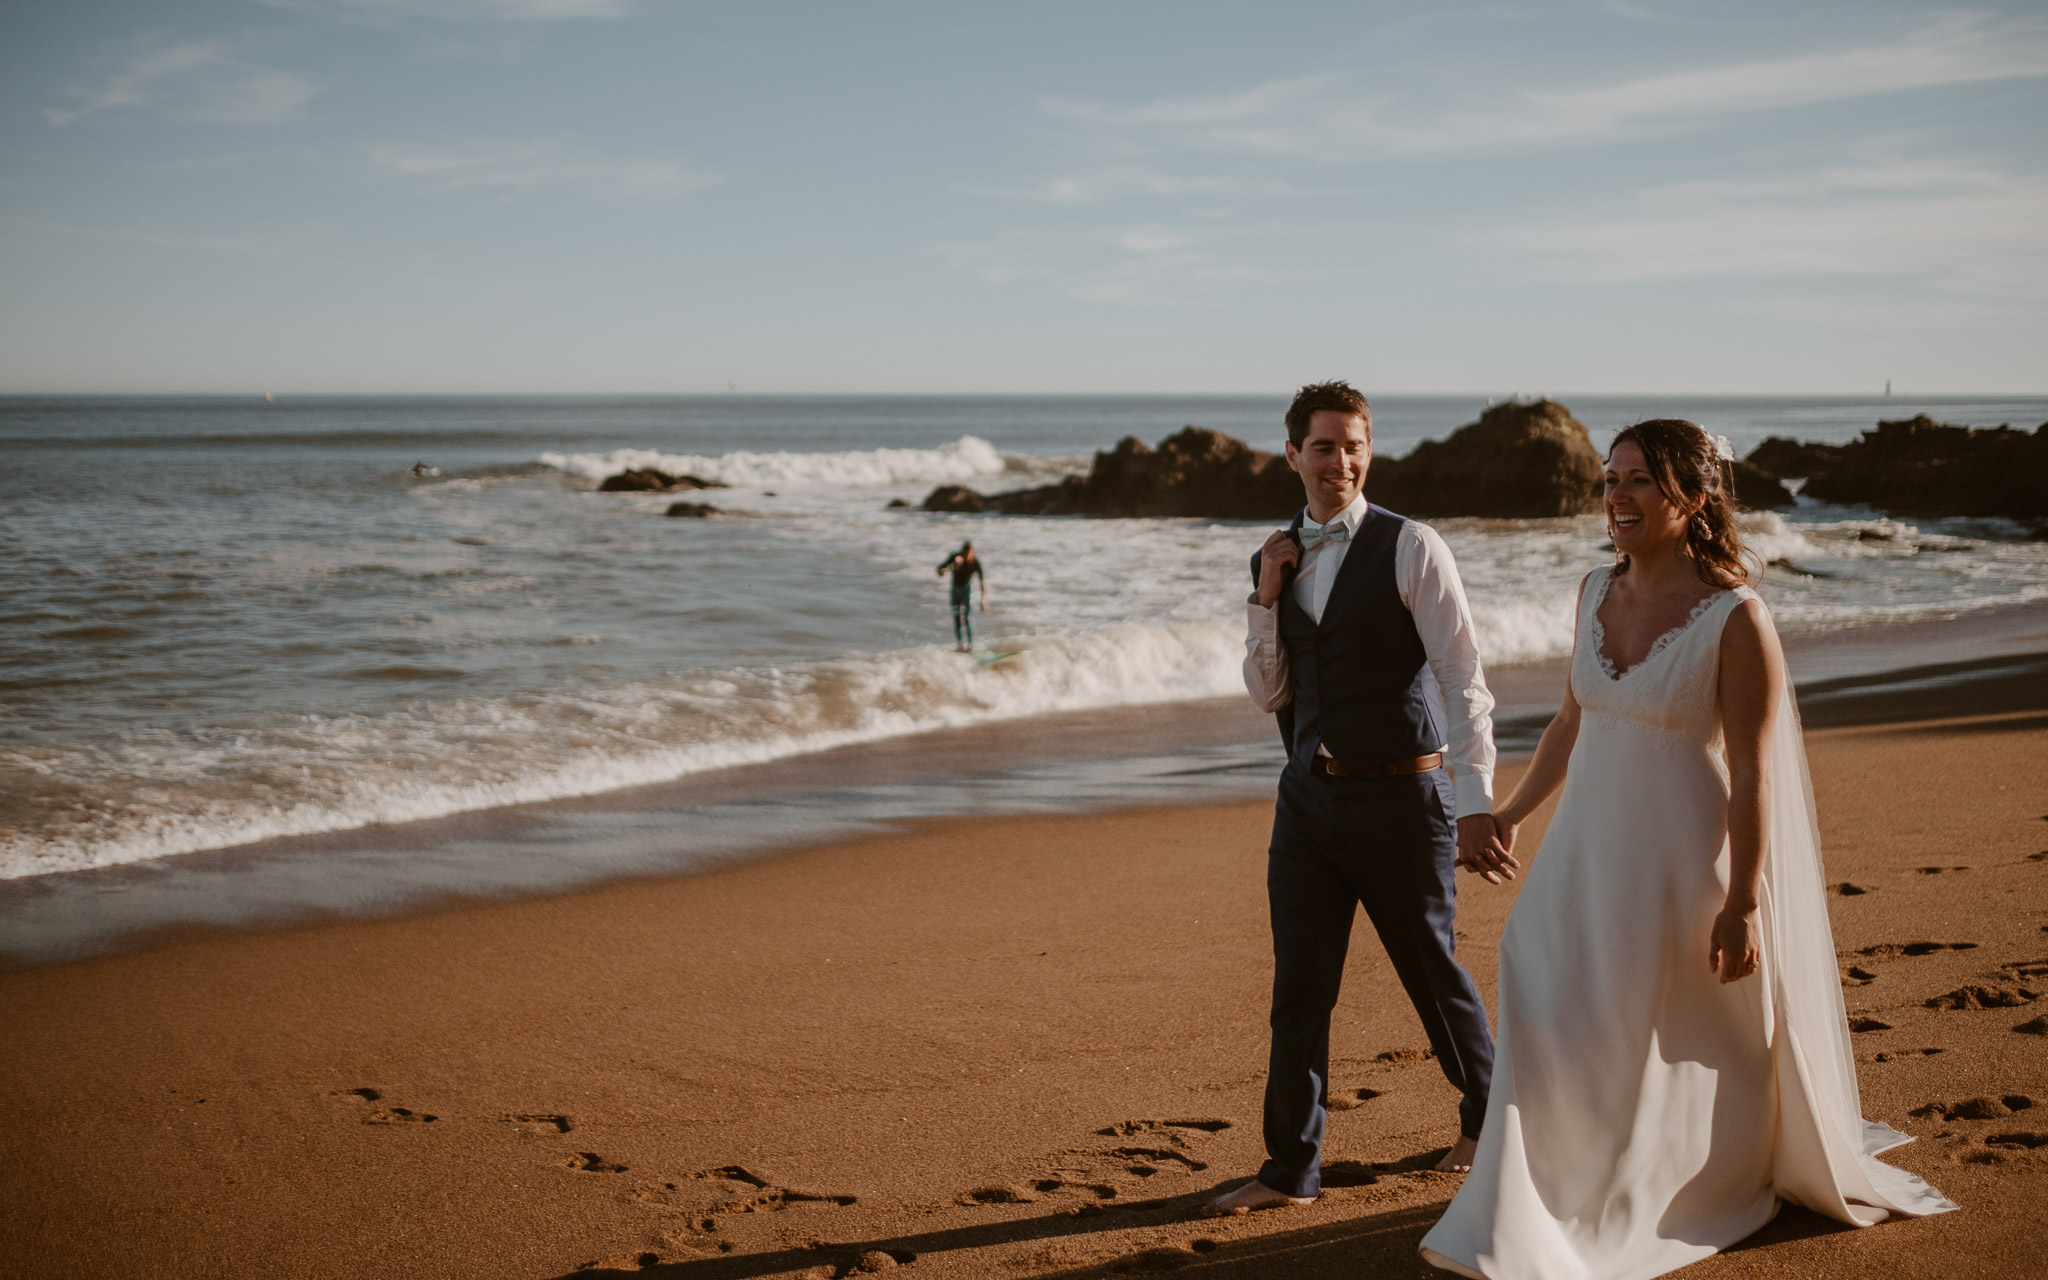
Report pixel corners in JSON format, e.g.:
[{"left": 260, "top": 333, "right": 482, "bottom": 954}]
[{"left": 1257, "top": 762, "right": 1494, "bottom": 1198}]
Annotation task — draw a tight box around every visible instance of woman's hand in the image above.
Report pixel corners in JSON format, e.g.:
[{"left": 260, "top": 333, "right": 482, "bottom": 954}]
[{"left": 1708, "top": 904, "right": 1760, "bottom": 984}]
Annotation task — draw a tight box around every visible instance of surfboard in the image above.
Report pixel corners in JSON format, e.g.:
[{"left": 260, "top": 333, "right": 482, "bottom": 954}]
[{"left": 971, "top": 648, "right": 1028, "bottom": 665}]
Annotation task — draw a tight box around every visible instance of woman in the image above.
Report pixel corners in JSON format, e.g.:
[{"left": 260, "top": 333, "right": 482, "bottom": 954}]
[{"left": 1419, "top": 421, "right": 1954, "bottom": 1280}]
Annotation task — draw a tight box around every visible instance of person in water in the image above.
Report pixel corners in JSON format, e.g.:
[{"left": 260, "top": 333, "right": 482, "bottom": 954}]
[{"left": 936, "top": 542, "right": 987, "bottom": 652}]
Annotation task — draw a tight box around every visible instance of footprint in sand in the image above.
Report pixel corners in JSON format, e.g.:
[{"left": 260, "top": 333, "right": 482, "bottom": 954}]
[
  {"left": 500, "top": 1112, "right": 573, "bottom": 1134},
  {"left": 1925, "top": 984, "right": 2039, "bottom": 1011},
  {"left": 975, "top": 1119, "right": 1236, "bottom": 1208},
  {"left": 1095, "top": 1118, "right": 1233, "bottom": 1137},
  {"left": 634, "top": 1165, "right": 858, "bottom": 1222},
  {"left": 1849, "top": 1017, "right": 1892, "bottom": 1033},
  {"left": 564, "top": 1152, "right": 630, "bottom": 1173},
  {"left": 2015, "top": 1016, "right": 2048, "bottom": 1036},
  {"left": 1843, "top": 967, "right": 1878, "bottom": 985},
  {"left": 1089, "top": 1242, "right": 1223, "bottom": 1274},
  {"left": 1985, "top": 1132, "right": 2048, "bottom": 1150},
  {"left": 1910, "top": 1096, "right": 2034, "bottom": 1120},
  {"left": 1835, "top": 882, "right": 1875, "bottom": 896},
  {"left": 1874, "top": 1048, "right": 1946, "bottom": 1062},
  {"left": 1327, "top": 1087, "right": 1386, "bottom": 1113},
  {"left": 328, "top": 1087, "right": 437, "bottom": 1124},
  {"left": 1855, "top": 941, "right": 1979, "bottom": 959},
  {"left": 1916, "top": 866, "right": 1972, "bottom": 875},
  {"left": 1374, "top": 1047, "right": 1435, "bottom": 1064}
]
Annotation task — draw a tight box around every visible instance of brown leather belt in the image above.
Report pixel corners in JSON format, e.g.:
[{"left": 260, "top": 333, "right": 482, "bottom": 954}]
[{"left": 1311, "top": 751, "right": 1442, "bottom": 779}]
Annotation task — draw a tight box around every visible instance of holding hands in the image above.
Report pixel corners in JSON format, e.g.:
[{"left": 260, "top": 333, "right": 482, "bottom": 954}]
[{"left": 1457, "top": 813, "right": 1520, "bottom": 885}]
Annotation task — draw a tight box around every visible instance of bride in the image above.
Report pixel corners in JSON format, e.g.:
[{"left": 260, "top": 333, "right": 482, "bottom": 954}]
[{"left": 1419, "top": 420, "right": 1955, "bottom": 1279}]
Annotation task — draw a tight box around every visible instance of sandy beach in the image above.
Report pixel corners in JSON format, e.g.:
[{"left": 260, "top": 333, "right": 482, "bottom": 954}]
[{"left": 3, "top": 655, "right": 2045, "bottom": 1280}]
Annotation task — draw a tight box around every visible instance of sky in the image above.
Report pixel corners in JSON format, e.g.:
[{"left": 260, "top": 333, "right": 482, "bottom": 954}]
[{"left": 2, "top": 0, "right": 2044, "bottom": 395}]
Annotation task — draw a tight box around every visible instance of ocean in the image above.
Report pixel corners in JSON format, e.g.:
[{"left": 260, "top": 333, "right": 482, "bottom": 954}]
[{"left": 6, "top": 392, "right": 2047, "bottom": 893}]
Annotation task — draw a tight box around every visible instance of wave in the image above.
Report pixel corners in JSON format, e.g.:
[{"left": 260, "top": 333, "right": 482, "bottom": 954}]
[
  {"left": 0, "top": 621, "right": 1245, "bottom": 880},
  {"left": 538, "top": 435, "right": 1010, "bottom": 489}
]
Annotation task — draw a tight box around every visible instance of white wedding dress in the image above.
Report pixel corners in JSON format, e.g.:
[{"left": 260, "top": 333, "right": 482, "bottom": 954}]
[{"left": 1420, "top": 567, "right": 1954, "bottom": 1280}]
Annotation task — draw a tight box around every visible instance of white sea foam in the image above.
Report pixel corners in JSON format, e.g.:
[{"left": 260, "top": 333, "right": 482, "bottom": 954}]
[
  {"left": 538, "top": 435, "right": 1010, "bottom": 489},
  {"left": 0, "top": 620, "right": 1245, "bottom": 879}
]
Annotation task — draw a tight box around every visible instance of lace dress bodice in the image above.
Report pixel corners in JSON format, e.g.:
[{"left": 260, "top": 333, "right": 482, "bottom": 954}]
[{"left": 1572, "top": 565, "right": 1758, "bottom": 745}]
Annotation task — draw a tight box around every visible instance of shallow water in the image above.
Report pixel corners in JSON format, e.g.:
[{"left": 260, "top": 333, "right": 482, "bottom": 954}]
[{"left": 5, "top": 393, "right": 2046, "bottom": 880}]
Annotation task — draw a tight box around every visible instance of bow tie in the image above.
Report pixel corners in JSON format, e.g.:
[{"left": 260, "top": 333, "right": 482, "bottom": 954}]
[{"left": 1298, "top": 519, "right": 1351, "bottom": 551}]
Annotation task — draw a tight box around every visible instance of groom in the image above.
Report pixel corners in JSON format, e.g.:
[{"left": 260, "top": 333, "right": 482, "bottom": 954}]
[{"left": 1206, "top": 380, "right": 1516, "bottom": 1216}]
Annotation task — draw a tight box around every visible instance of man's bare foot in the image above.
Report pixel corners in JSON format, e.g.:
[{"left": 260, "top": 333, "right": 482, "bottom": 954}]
[
  {"left": 1434, "top": 1135, "right": 1478, "bottom": 1173},
  {"left": 1200, "top": 1179, "right": 1315, "bottom": 1217}
]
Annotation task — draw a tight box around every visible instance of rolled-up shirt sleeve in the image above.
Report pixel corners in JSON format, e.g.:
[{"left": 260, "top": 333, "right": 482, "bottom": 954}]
[
  {"left": 1243, "top": 600, "right": 1292, "bottom": 712},
  {"left": 1397, "top": 523, "right": 1497, "bottom": 817}
]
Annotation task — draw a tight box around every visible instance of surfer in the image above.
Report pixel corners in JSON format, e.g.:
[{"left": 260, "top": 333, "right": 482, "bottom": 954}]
[{"left": 936, "top": 541, "right": 987, "bottom": 652}]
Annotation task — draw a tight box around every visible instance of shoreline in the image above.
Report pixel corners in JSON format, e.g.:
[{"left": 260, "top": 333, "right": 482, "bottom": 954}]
[
  {"left": 3, "top": 600, "right": 2045, "bottom": 967},
  {"left": 0, "top": 651, "right": 2043, "bottom": 1277}
]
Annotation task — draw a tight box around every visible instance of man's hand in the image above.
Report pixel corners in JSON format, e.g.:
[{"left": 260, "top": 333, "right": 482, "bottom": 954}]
[
  {"left": 1456, "top": 814, "right": 1519, "bottom": 885},
  {"left": 1254, "top": 529, "right": 1301, "bottom": 608}
]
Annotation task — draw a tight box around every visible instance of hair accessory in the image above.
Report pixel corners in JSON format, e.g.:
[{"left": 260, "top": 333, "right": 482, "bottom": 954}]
[{"left": 1712, "top": 434, "right": 1735, "bottom": 461}]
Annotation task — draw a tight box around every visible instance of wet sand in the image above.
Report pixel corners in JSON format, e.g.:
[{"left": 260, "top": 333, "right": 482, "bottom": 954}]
[{"left": 2, "top": 662, "right": 2046, "bottom": 1278}]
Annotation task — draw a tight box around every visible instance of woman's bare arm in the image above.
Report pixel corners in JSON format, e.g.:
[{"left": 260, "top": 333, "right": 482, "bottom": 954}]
[
  {"left": 1711, "top": 597, "right": 1785, "bottom": 983},
  {"left": 1486, "top": 673, "right": 1580, "bottom": 877},
  {"left": 1469, "top": 574, "right": 1594, "bottom": 882}
]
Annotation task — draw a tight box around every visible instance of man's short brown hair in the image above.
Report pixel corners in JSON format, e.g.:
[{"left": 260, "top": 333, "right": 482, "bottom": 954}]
[{"left": 1284, "top": 380, "right": 1372, "bottom": 448}]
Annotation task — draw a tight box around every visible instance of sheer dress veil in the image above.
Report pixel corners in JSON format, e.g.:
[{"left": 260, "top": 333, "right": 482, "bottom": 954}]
[{"left": 1755, "top": 665, "right": 1956, "bottom": 1221}]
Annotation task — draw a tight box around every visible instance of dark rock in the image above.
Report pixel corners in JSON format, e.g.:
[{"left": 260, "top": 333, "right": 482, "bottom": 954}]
[
  {"left": 922, "top": 428, "right": 1297, "bottom": 518},
  {"left": 1730, "top": 459, "right": 1794, "bottom": 509},
  {"left": 918, "top": 400, "right": 1606, "bottom": 521},
  {"left": 920, "top": 485, "right": 989, "bottom": 513},
  {"left": 1747, "top": 437, "right": 1846, "bottom": 479},
  {"left": 664, "top": 502, "right": 719, "bottom": 518},
  {"left": 1753, "top": 416, "right": 2048, "bottom": 521},
  {"left": 600, "top": 468, "right": 673, "bottom": 492},
  {"left": 598, "top": 468, "right": 727, "bottom": 492},
  {"left": 1367, "top": 399, "right": 1604, "bottom": 518},
  {"left": 885, "top": 498, "right": 911, "bottom": 508}
]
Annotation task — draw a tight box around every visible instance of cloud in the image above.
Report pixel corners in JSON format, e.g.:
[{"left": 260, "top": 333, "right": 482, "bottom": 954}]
[
  {"left": 45, "top": 39, "right": 318, "bottom": 125},
  {"left": 5, "top": 215, "right": 276, "bottom": 255},
  {"left": 937, "top": 223, "right": 1281, "bottom": 307},
  {"left": 956, "top": 167, "right": 1250, "bottom": 206},
  {"left": 362, "top": 139, "right": 719, "bottom": 193},
  {"left": 1045, "top": 14, "right": 2048, "bottom": 158},
  {"left": 252, "top": 0, "right": 632, "bottom": 21},
  {"left": 1486, "top": 154, "right": 2048, "bottom": 297}
]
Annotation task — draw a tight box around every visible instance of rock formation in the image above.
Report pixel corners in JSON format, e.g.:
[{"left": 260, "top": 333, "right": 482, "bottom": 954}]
[
  {"left": 598, "top": 469, "right": 727, "bottom": 493},
  {"left": 1743, "top": 416, "right": 2048, "bottom": 522},
  {"left": 1729, "top": 460, "right": 1795, "bottom": 510},
  {"left": 1364, "top": 400, "right": 1603, "bottom": 518},
  {"left": 917, "top": 399, "right": 1608, "bottom": 520}
]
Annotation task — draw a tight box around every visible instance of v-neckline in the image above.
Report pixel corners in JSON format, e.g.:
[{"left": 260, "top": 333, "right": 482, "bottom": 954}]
[{"left": 1590, "top": 568, "right": 1726, "bottom": 682}]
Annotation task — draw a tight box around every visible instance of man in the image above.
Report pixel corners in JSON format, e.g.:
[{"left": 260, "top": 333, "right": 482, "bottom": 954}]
[
  {"left": 1205, "top": 380, "right": 1518, "bottom": 1217},
  {"left": 936, "top": 541, "right": 987, "bottom": 652}
]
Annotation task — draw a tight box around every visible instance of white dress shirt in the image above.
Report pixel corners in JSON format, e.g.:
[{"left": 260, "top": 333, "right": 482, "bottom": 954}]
[{"left": 1243, "top": 494, "right": 1497, "bottom": 817}]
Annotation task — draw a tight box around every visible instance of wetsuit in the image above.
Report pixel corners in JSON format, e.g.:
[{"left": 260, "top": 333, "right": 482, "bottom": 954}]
[{"left": 941, "top": 554, "right": 983, "bottom": 648}]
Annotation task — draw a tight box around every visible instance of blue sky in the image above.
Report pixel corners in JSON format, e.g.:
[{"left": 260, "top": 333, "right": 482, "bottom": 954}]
[{"left": 2, "top": 1, "right": 2044, "bottom": 394}]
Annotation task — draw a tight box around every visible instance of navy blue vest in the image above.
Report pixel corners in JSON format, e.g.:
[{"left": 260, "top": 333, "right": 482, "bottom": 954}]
[{"left": 1249, "top": 504, "right": 1444, "bottom": 772}]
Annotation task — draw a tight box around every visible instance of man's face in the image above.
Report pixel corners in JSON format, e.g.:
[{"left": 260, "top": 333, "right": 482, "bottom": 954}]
[{"left": 1285, "top": 410, "right": 1371, "bottom": 517}]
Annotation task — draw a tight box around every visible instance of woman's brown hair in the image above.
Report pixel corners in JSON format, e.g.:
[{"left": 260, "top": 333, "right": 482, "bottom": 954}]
[{"left": 1607, "top": 419, "right": 1754, "bottom": 589}]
